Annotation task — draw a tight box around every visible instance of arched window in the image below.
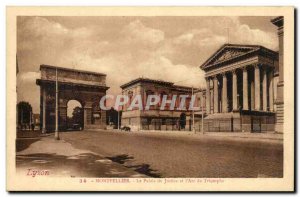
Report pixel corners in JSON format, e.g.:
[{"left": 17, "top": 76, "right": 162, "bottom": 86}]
[
  {"left": 146, "top": 90, "right": 155, "bottom": 110},
  {"left": 166, "top": 94, "right": 173, "bottom": 110},
  {"left": 176, "top": 93, "right": 185, "bottom": 110},
  {"left": 185, "top": 96, "right": 191, "bottom": 110},
  {"left": 159, "top": 91, "right": 167, "bottom": 107},
  {"left": 128, "top": 91, "right": 133, "bottom": 110}
]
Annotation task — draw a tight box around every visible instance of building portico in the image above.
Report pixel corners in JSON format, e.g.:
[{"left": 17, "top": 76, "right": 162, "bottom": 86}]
[
  {"left": 201, "top": 44, "right": 278, "bottom": 132},
  {"left": 206, "top": 64, "right": 275, "bottom": 113}
]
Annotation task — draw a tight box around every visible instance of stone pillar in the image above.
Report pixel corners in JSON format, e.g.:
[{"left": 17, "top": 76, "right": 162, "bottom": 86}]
[
  {"left": 59, "top": 104, "right": 67, "bottom": 130},
  {"left": 232, "top": 70, "right": 238, "bottom": 111},
  {"left": 243, "top": 68, "right": 249, "bottom": 110},
  {"left": 262, "top": 68, "right": 267, "bottom": 111},
  {"left": 84, "top": 102, "right": 93, "bottom": 128},
  {"left": 84, "top": 107, "right": 92, "bottom": 126},
  {"left": 271, "top": 16, "right": 284, "bottom": 133},
  {"left": 136, "top": 85, "right": 143, "bottom": 130},
  {"left": 269, "top": 70, "right": 274, "bottom": 112},
  {"left": 254, "top": 65, "right": 261, "bottom": 111},
  {"left": 251, "top": 77, "right": 255, "bottom": 110},
  {"left": 101, "top": 109, "right": 107, "bottom": 128},
  {"left": 213, "top": 76, "right": 219, "bottom": 113},
  {"left": 222, "top": 73, "right": 228, "bottom": 112},
  {"left": 42, "top": 87, "right": 47, "bottom": 133},
  {"left": 205, "top": 78, "right": 211, "bottom": 114}
]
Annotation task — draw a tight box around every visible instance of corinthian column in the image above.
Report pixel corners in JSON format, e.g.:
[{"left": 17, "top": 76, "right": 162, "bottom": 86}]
[
  {"left": 254, "top": 64, "right": 261, "bottom": 111},
  {"left": 251, "top": 77, "right": 255, "bottom": 110},
  {"left": 232, "top": 70, "right": 238, "bottom": 111},
  {"left": 222, "top": 73, "right": 228, "bottom": 113},
  {"left": 206, "top": 78, "right": 211, "bottom": 114},
  {"left": 213, "top": 76, "right": 219, "bottom": 113},
  {"left": 269, "top": 69, "right": 274, "bottom": 112},
  {"left": 262, "top": 67, "right": 267, "bottom": 111},
  {"left": 243, "top": 67, "right": 248, "bottom": 110}
]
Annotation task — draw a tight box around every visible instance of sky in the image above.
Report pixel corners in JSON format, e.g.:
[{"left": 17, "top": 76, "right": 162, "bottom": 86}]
[{"left": 17, "top": 16, "right": 279, "bottom": 113}]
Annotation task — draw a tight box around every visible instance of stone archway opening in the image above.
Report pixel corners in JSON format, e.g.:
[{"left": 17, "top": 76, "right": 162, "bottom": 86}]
[
  {"left": 67, "top": 100, "right": 83, "bottom": 130},
  {"left": 37, "top": 65, "right": 109, "bottom": 133}
]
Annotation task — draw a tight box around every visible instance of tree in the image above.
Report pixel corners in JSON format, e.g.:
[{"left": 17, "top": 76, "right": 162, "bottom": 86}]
[
  {"left": 17, "top": 101, "right": 32, "bottom": 125},
  {"left": 72, "top": 106, "right": 83, "bottom": 125},
  {"left": 106, "top": 107, "right": 120, "bottom": 128}
]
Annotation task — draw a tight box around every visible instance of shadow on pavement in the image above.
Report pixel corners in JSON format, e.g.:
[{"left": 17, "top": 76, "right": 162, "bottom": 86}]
[
  {"left": 106, "top": 154, "right": 161, "bottom": 178},
  {"left": 16, "top": 138, "right": 40, "bottom": 152},
  {"left": 17, "top": 130, "right": 41, "bottom": 138},
  {"left": 106, "top": 154, "right": 134, "bottom": 164},
  {"left": 16, "top": 153, "right": 140, "bottom": 177},
  {"left": 128, "top": 164, "right": 161, "bottom": 178}
]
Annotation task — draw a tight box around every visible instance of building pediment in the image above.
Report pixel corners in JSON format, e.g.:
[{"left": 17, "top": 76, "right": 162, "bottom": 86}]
[
  {"left": 200, "top": 44, "right": 277, "bottom": 70},
  {"left": 213, "top": 48, "right": 253, "bottom": 63}
]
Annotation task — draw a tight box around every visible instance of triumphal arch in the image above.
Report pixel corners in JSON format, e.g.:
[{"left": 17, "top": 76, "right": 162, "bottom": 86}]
[{"left": 36, "top": 65, "right": 109, "bottom": 132}]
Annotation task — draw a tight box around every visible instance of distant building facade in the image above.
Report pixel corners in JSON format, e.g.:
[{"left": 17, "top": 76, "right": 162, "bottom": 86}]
[
  {"left": 200, "top": 44, "right": 279, "bottom": 132},
  {"left": 120, "top": 78, "right": 203, "bottom": 131}
]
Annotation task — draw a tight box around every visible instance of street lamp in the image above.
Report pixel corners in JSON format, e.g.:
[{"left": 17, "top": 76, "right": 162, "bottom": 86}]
[
  {"left": 55, "top": 68, "right": 60, "bottom": 140},
  {"left": 192, "top": 86, "right": 195, "bottom": 134},
  {"left": 202, "top": 93, "right": 205, "bottom": 135},
  {"left": 117, "top": 109, "right": 120, "bottom": 130}
]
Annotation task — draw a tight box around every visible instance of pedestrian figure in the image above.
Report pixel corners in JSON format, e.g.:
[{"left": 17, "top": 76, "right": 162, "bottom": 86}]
[{"left": 31, "top": 123, "right": 35, "bottom": 131}]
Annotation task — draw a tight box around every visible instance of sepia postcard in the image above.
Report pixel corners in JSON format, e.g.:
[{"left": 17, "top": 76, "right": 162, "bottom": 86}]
[{"left": 6, "top": 6, "right": 294, "bottom": 192}]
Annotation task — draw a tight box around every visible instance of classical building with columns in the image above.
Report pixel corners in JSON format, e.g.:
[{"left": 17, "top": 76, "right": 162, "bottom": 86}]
[{"left": 200, "top": 44, "right": 279, "bottom": 132}]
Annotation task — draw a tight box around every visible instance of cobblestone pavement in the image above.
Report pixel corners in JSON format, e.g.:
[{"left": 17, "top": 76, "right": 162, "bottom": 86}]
[{"left": 60, "top": 129, "right": 283, "bottom": 178}]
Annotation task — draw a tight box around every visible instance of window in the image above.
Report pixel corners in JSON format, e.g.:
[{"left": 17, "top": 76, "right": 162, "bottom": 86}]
[
  {"left": 146, "top": 90, "right": 155, "bottom": 110},
  {"left": 128, "top": 91, "right": 133, "bottom": 110},
  {"left": 159, "top": 91, "right": 167, "bottom": 108}
]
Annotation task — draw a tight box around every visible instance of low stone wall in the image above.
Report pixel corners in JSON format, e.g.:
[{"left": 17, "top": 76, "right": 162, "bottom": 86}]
[{"left": 204, "top": 112, "right": 275, "bottom": 133}]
